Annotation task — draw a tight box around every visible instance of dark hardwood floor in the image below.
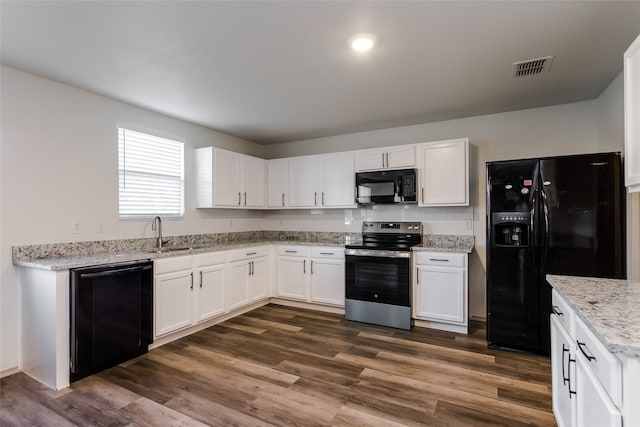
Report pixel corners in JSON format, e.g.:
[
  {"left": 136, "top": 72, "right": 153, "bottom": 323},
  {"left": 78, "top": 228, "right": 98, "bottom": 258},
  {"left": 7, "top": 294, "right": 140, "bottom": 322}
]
[{"left": 1, "top": 304, "right": 555, "bottom": 426}]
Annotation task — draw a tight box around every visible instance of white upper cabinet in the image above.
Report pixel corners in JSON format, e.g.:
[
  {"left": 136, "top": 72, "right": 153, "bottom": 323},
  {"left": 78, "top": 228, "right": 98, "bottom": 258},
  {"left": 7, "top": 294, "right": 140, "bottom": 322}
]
[
  {"left": 319, "top": 152, "right": 356, "bottom": 208},
  {"left": 355, "top": 145, "right": 416, "bottom": 171},
  {"left": 625, "top": 33, "right": 640, "bottom": 193},
  {"left": 288, "top": 155, "right": 319, "bottom": 207},
  {"left": 267, "top": 158, "right": 288, "bottom": 208},
  {"left": 417, "top": 138, "right": 469, "bottom": 206},
  {"left": 195, "top": 147, "right": 266, "bottom": 208}
]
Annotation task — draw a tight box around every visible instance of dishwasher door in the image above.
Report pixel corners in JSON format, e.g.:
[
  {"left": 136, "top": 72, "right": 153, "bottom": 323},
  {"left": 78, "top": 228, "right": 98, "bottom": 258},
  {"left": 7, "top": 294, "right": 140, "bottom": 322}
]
[{"left": 70, "top": 260, "right": 153, "bottom": 382}]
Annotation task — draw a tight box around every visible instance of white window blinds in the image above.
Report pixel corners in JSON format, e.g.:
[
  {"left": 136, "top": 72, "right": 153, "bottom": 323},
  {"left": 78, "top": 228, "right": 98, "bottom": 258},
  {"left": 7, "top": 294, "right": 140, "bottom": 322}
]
[{"left": 118, "top": 127, "right": 184, "bottom": 218}]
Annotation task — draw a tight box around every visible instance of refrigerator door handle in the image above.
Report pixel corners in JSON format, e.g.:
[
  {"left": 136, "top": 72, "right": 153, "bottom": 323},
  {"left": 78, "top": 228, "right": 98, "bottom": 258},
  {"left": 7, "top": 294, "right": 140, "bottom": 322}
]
[
  {"left": 531, "top": 189, "right": 538, "bottom": 270},
  {"left": 541, "top": 188, "right": 550, "bottom": 271}
]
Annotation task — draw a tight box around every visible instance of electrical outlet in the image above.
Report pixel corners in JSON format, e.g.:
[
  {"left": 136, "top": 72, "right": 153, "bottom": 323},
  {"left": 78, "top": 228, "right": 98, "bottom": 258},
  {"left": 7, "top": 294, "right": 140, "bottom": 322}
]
[{"left": 71, "top": 219, "right": 81, "bottom": 234}]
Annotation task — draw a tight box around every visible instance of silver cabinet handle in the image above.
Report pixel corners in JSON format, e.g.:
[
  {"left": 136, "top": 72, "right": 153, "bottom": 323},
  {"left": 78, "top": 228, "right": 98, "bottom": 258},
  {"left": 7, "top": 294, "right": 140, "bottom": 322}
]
[
  {"left": 311, "top": 260, "right": 314, "bottom": 274},
  {"left": 282, "top": 193, "right": 285, "bottom": 207},
  {"left": 285, "top": 250, "right": 297, "bottom": 253},
  {"left": 319, "top": 252, "right": 334, "bottom": 255},
  {"left": 416, "top": 267, "right": 419, "bottom": 284},
  {"left": 429, "top": 258, "right": 450, "bottom": 262},
  {"left": 421, "top": 188, "right": 424, "bottom": 203},
  {"left": 314, "top": 192, "right": 317, "bottom": 206},
  {"left": 238, "top": 192, "right": 241, "bottom": 206},
  {"left": 322, "top": 192, "right": 325, "bottom": 205},
  {"left": 381, "top": 152, "right": 385, "bottom": 168},
  {"left": 200, "top": 270, "right": 203, "bottom": 288},
  {"left": 386, "top": 152, "right": 389, "bottom": 168},
  {"left": 303, "top": 259, "right": 306, "bottom": 273},
  {"left": 190, "top": 272, "right": 194, "bottom": 290},
  {"left": 246, "top": 252, "right": 257, "bottom": 256},
  {"left": 244, "top": 192, "right": 247, "bottom": 206}
]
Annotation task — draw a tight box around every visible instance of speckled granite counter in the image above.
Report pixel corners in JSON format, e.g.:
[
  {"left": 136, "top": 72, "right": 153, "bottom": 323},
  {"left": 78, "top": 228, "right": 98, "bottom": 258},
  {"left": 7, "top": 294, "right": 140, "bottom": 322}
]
[
  {"left": 547, "top": 274, "right": 640, "bottom": 359},
  {"left": 412, "top": 234, "right": 474, "bottom": 253},
  {"left": 13, "top": 232, "right": 474, "bottom": 271},
  {"left": 13, "top": 231, "right": 354, "bottom": 271}
]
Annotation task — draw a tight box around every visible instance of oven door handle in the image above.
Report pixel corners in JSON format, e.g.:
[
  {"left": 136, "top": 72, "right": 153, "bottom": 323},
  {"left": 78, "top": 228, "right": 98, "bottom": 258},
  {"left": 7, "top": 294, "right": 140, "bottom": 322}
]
[{"left": 345, "top": 249, "right": 410, "bottom": 258}]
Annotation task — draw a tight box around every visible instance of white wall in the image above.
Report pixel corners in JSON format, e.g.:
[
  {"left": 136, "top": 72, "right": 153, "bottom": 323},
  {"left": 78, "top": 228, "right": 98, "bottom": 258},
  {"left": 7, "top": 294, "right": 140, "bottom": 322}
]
[{"left": 0, "top": 66, "right": 265, "bottom": 373}]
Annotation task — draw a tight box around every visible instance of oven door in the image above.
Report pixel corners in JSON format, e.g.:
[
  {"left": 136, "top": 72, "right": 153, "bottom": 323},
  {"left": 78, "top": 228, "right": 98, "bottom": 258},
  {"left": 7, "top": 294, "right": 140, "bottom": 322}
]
[{"left": 345, "top": 251, "right": 410, "bottom": 306}]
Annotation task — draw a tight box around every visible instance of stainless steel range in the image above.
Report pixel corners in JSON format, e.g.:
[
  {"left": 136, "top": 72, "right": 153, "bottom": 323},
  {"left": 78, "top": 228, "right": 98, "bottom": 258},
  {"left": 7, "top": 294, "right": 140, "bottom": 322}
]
[{"left": 344, "top": 221, "right": 423, "bottom": 330}]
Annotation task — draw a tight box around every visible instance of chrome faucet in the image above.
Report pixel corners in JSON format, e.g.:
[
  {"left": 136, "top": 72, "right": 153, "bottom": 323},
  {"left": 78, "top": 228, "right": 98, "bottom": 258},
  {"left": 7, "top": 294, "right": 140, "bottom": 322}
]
[{"left": 151, "top": 216, "right": 168, "bottom": 251}]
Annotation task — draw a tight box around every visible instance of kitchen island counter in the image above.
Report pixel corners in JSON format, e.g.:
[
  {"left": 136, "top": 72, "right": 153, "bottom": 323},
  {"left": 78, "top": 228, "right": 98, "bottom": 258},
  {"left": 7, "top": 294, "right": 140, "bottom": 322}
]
[{"left": 547, "top": 274, "right": 640, "bottom": 358}]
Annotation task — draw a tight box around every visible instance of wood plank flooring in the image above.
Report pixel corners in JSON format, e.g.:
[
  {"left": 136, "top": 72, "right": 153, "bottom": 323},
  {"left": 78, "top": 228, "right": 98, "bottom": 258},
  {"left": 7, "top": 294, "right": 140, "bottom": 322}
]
[{"left": 1, "top": 304, "right": 556, "bottom": 426}]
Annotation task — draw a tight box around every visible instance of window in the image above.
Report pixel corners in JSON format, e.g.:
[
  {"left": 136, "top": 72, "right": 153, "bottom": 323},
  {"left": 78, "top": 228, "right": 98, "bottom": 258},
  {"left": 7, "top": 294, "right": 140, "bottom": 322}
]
[{"left": 118, "top": 127, "right": 184, "bottom": 218}]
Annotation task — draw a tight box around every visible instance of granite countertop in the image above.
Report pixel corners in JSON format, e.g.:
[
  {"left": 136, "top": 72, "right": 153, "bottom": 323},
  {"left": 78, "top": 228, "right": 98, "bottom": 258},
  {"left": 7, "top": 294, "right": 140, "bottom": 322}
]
[
  {"left": 14, "top": 240, "right": 345, "bottom": 271},
  {"left": 547, "top": 274, "right": 640, "bottom": 359},
  {"left": 412, "top": 235, "right": 474, "bottom": 254}
]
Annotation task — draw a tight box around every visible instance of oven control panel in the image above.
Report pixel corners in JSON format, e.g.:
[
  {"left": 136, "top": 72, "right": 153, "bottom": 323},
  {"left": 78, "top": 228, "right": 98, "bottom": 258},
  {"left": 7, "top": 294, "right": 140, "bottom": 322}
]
[{"left": 362, "top": 222, "right": 423, "bottom": 234}]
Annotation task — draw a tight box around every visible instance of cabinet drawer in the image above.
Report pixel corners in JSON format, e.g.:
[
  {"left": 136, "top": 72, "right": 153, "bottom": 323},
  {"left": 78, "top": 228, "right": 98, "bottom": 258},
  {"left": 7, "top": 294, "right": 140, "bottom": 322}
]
[
  {"left": 415, "top": 252, "right": 466, "bottom": 268},
  {"left": 574, "top": 315, "right": 622, "bottom": 407},
  {"left": 310, "top": 247, "right": 344, "bottom": 259},
  {"left": 194, "top": 251, "right": 226, "bottom": 268},
  {"left": 551, "top": 290, "right": 574, "bottom": 335},
  {"left": 228, "top": 246, "right": 269, "bottom": 262},
  {"left": 277, "top": 245, "right": 310, "bottom": 257},
  {"left": 154, "top": 255, "right": 193, "bottom": 275}
]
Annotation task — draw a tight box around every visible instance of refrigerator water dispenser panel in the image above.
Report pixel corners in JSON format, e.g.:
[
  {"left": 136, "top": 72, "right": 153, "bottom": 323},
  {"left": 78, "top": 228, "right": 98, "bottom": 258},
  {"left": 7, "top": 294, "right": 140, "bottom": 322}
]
[{"left": 492, "top": 212, "right": 530, "bottom": 247}]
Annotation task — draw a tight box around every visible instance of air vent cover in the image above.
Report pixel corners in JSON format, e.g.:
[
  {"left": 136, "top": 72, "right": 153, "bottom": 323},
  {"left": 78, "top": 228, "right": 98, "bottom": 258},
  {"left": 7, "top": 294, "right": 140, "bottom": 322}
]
[{"left": 512, "top": 56, "right": 553, "bottom": 78}]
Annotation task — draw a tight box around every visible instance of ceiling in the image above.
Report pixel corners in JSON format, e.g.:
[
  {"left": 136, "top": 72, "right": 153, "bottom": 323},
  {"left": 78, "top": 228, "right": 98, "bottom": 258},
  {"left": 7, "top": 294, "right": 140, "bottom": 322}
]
[{"left": 2, "top": 1, "right": 640, "bottom": 145}]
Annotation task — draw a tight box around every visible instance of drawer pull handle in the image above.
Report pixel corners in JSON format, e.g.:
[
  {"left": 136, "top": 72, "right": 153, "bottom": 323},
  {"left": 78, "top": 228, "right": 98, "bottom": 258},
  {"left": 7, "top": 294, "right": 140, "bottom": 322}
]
[
  {"left": 246, "top": 252, "right": 257, "bottom": 256},
  {"left": 319, "top": 252, "right": 334, "bottom": 255},
  {"left": 552, "top": 305, "right": 564, "bottom": 316},
  {"left": 285, "top": 250, "right": 297, "bottom": 253},
  {"left": 577, "top": 341, "right": 597, "bottom": 362},
  {"left": 429, "top": 258, "right": 449, "bottom": 262}
]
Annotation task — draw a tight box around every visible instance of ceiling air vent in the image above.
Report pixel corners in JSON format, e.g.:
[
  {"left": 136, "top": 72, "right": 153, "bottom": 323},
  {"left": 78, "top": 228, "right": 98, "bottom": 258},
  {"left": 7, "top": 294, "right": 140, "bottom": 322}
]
[{"left": 512, "top": 56, "right": 553, "bottom": 78}]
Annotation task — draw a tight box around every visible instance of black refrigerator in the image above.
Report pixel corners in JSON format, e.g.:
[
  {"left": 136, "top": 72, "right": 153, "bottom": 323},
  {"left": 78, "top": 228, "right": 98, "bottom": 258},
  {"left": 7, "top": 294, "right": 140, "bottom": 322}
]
[{"left": 486, "top": 152, "right": 625, "bottom": 356}]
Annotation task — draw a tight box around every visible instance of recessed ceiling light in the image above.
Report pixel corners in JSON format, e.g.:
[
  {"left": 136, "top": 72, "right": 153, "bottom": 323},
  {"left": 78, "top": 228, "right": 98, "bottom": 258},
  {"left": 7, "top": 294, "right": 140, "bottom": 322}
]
[{"left": 350, "top": 34, "right": 376, "bottom": 52}]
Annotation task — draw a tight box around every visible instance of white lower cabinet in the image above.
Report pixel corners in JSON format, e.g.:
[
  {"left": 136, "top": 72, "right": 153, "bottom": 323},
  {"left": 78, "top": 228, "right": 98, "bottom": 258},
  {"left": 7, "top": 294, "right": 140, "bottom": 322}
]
[
  {"left": 276, "top": 245, "right": 344, "bottom": 307},
  {"left": 154, "top": 251, "right": 235, "bottom": 338},
  {"left": 413, "top": 251, "right": 468, "bottom": 333},
  {"left": 228, "top": 246, "right": 270, "bottom": 310},
  {"left": 154, "top": 256, "right": 196, "bottom": 338},
  {"left": 194, "top": 253, "right": 227, "bottom": 322},
  {"left": 551, "top": 290, "right": 622, "bottom": 427},
  {"left": 309, "top": 248, "right": 345, "bottom": 306}
]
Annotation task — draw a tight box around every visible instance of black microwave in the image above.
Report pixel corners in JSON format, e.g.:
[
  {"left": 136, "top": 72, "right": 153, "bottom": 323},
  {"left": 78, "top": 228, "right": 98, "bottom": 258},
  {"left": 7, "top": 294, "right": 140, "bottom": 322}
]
[{"left": 355, "top": 168, "right": 417, "bottom": 205}]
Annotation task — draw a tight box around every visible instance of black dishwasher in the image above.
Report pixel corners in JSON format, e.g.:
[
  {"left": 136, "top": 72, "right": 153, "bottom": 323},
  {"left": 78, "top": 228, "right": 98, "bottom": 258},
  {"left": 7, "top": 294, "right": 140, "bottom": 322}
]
[{"left": 70, "top": 260, "right": 153, "bottom": 382}]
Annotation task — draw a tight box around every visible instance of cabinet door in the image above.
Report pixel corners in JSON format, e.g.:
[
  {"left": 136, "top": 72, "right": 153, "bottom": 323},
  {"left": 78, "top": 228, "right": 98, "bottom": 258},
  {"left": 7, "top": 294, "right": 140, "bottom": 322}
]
[
  {"left": 319, "top": 153, "right": 356, "bottom": 208},
  {"left": 243, "top": 155, "right": 266, "bottom": 208},
  {"left": 228, "top": 261, "right": 250, "bottom": 310},
  {"left": 195, "top": 264, "right": 226, "bottom": 322},
  {"left": 386, "top": 145, "right": 416, "bottom": 169},
  {"left": 576, "top": 352, "right": 622, "bottom": 427},
  {"left": 414, "top": 266, "right": 465, "bottom": 323},
  {"left": 419, "top": 139, "right": 469, "bottom": 206},
  {"left": 288, "top": 156, "right": 319, "bottom": 207},
  {"left": 214, "top": 149, "right": 242, "bottom": 207},
  {"left": 310, "top": 258, "right": 344, "bottom": 306},
  {"left": 551, "top": 315, "right": 576, "bottom": 427},
  {"left": 355, "top": 149, "right": 386, "bottom": 171},
  {"left": 155, "top": 270, "right": 194, "bottom": 337},
  {"left": 249, "top": 257, "right": 269, "bottom": 301},
  {"left": 267, "top": 159, "right": 288, "bottom": 208},
  {"left": 625, "top": 33, "right": 640, "bottom": 192},
  {"left": 276, "top": 256, "right": 308, "bottom": 300}
]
